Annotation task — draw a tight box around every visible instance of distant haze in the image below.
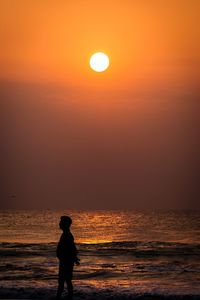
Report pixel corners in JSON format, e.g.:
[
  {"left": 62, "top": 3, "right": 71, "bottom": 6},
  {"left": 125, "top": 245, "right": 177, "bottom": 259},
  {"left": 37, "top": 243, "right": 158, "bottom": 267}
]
[{"left": 0, "top": 0, "right": 199, "bottom": 209}]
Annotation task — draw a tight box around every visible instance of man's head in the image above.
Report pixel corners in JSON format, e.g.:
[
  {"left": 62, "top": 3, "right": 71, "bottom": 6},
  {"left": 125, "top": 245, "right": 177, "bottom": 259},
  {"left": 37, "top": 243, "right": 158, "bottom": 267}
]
[{"left": 59, "top": 216, "right": 72, "bottom": 231}]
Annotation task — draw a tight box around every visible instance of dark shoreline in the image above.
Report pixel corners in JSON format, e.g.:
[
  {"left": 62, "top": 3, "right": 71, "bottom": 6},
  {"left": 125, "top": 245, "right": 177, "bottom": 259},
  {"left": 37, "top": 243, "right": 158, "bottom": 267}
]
[{"left": 1, "top": 288, "right": 200, "bottom": 300}]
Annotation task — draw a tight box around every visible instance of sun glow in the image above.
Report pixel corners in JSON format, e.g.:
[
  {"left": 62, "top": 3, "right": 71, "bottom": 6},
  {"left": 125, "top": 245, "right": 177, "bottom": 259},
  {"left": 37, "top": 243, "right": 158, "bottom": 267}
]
[
  {"left": 89, "top": 52, "right": 109, "bottom": 72},
  {"left": 82, "top": 239, "right": 113, "bottom": 244}
]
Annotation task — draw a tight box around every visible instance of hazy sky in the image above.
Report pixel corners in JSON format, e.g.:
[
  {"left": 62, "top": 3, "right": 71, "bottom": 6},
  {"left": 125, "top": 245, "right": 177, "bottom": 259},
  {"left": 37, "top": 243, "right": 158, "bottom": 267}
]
[{"left": 0, "top": 0, "right": 199, "bottom": 209}]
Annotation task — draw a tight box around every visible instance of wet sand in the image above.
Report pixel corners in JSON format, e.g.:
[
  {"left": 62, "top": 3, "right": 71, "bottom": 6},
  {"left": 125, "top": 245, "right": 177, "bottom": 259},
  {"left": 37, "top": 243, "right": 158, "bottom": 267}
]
[{"left": 1, "top": 290, "right": 200, "bottom": 300}]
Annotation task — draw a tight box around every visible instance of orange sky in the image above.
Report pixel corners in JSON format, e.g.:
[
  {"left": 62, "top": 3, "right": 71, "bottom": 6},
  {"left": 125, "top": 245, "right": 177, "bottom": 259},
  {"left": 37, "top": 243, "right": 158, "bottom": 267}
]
[
  {"left": 0, "top": 1, "right": 199, "bottom": 209},
  {"left": 0, "top": 0, "right": 199, "bottom": 91}
]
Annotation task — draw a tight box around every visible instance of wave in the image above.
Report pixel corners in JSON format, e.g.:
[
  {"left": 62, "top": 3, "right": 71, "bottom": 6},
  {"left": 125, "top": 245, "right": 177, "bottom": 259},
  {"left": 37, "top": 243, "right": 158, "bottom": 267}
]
[
  {"left": 1, "top": 240, "right": 200, "bottom": 297},
  {"left": 1, "top": 241, "right": 200, "bottom": 258}
]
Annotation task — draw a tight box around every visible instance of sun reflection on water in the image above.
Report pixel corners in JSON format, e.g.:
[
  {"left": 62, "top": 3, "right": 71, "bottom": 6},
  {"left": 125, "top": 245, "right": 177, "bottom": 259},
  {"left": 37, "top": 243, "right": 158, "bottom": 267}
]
[{"left": 82, "top": 239, "right": 113, "bottom": 244}]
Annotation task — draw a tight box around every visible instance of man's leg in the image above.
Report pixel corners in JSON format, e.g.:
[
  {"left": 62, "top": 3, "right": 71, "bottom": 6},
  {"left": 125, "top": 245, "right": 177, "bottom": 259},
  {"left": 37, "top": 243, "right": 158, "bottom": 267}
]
[
  {"left": 56, "top": 264, "right": 65, "bottom": 299},
  {"left": 56, "top": 278, "right": 64, "bottom": 299},
  {"left": 66, "top": 263, "right": 74, "bottom": 299},
  {"left": 66, "top": 279, "right": 73, "bottom": 299}
]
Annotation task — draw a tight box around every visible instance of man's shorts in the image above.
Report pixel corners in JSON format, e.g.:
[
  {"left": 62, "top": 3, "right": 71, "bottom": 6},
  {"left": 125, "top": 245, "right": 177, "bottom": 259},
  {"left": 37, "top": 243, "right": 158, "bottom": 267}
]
[{"left": 58, "top": 261, "right": 74, "bottom": 282}]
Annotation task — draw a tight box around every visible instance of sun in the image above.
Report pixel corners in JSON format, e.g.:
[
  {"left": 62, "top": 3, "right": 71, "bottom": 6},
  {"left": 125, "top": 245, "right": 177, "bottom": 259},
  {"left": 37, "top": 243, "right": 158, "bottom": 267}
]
[{"left": 89, "top": 52, "right": 109, "bottom": 72}]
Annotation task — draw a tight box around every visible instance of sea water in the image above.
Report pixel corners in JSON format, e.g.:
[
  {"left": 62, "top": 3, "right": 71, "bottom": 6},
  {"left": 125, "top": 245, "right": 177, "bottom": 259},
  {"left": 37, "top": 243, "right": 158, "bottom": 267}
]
[{"left": 0, "top": 210, "right": 200, "bottom": 298}]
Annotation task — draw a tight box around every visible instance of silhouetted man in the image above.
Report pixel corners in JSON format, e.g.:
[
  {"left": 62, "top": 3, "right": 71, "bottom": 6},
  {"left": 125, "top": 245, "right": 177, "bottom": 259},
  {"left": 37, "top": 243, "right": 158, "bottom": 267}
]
[{"left": 56, "top": 216, "right": 79, "bottom": 299}]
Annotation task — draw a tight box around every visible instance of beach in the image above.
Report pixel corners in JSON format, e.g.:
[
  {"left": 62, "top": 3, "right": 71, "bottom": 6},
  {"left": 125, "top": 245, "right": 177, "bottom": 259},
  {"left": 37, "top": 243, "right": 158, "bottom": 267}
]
[
  {"left": 1, "top": 289, "right": 200, "bottom": 300},
  {"left": 0, "top": 210, "right": 200, "bottom": 299}
]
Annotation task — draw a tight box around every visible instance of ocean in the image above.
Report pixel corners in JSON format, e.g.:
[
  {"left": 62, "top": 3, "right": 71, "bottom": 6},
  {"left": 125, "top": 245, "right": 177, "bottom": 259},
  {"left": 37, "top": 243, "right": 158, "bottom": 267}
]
[{"left": 0, "top": 210, "right": 200, "bottom": 299}]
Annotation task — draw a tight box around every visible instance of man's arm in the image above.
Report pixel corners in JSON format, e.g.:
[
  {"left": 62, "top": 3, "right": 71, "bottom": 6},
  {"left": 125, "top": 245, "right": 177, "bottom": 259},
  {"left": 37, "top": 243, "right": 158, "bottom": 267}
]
[{"left": 70, "top": 234, "right": 80, "bottom": 265}]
